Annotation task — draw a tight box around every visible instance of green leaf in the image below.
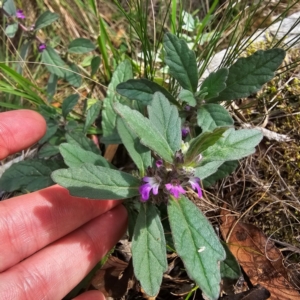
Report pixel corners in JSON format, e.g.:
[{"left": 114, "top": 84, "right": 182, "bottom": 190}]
[
  {"left": 197, "top": 104, "right": 234, "bottom": 132},
  {"left": 91, "top": 56, "right": 101, "bottom": 77},
  {"left": 3, "top": 0, "right": 16, "bottom": 16},
  {"left": 220, "top": 242, "right": 241, "bottom": 281},
  {"left": 185, "top": 127, "right": 227, "bottom": 166},
  {"left": 203, "top": 161, "right": 238, "bottom": 187},
  {"left": 163, "top": 32, "right": 198, "bottom": 92},
  {"left": 35, "top": 11, "right": 59, "bottom": 30},
  {"left": 117, "top": 118, "right": 151, "bottom": 176},
  {"left": 68, "top": 38, "right": 96, "bottom": 54},
  {"left": 62, "top": 94, "right": 80, "bottom": 119},
  {"left": 148, "top": 92, "right": 181, "bottom": 153},
  {"left": 41, "top": 48, "right": 81, "bottom": 87},
  {"left": 195, "top": 128, "right": 262, "bottom": 180},
  {"left": 65, "top": 63, "right": 82, "bottom": 87},
  {"left": 114, "top": 102, "right": 174, "bottom": 163},
  {"left": 42, "top": 46, "right": 68, "bottom": 78},
  {"left": 38, "top": 119, "right": 58, "bottom": 144},
  {"left": 209, "top": 49, "right": 286, "bottom": 102},
  {"left": 59, "top": 143, "right": 111, "bottom": 168},
  {"left": 199, "top": 68, "right": 228, "bottom": 100},
  {"left": 39, "top": 104, "right": 58, "bottom": 118},
  {"left": 168, "top": 195, "right": 226, "bottom": 300},
  {"left": 100, "top": 131, "right": 122, "bottom": 144},
  {"left": 5, "top": 23, "right": 18, "bottom": 38},
  {"left": 66, "top": 131, "right": 101, "bottom": 154},
  {"left": 46, "top": 73, "right": 58, "bottom": 103},
  {"left": 116, "top": 78, "right": 177, "bottom": 106},
  {"left": 132, "top": 202, "right": 168, "bottom": 296},
  {"left": 84, "top": 101, "right": 101, "bottom": 133},
  {"left": 51, "top": 164, "right": 141, "bottom": 199},
  {"left": 126, "top": 200, "right": 140, "bottom": 240},
  {"left": 178, "top": 89, "right": 196, "bottom": 107},
  {"left": 0, "top": 159, "right": 55, "bottom": 192},
  {"left": 102, "top": 97, "right": 118, "bottom": 139},
  {"left": 200, "top": 128, "right": 263, "bottom": 163},
  {"left": 102, "top": 60, "right": 133, "bottom": 139},
  {"left": 38, "top": 144, "right": 60, "bottom": 158},
  {"left": 195, "top": 161, "right": 224, "bottom": 180}
]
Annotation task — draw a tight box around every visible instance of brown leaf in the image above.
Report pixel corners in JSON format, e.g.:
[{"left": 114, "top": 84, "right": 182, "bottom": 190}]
[
  {"left": 91, "top": 256, "right": 134, "bottom": 298},
  {"left": 220, "top": 209, "right": 300, "bottom": 300},
  {"left": 220, "top": 284, "right": 270, "bottom": 300}
]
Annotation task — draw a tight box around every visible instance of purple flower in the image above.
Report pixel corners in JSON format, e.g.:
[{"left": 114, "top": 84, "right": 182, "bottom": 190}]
[
  {"left": 38, "top": 43, "right": 47, "bottom": 52},
  {"left": 16, "top": 9, "right": 25, "bottom": 19},
  {"left": 139, "top": 176, "right": 160, "bottom": 201},
  {"left": 189, "top": 177, "right": 202, "bottom": 198},
  {"left": 165, "top": 181, "right": 186, "bottom": 198},
  {"left": 156, "top": 160, "right": 163, "bottom": 168},
  {"left": 181, "top": 126, "right": 190, "bottom": 138}
]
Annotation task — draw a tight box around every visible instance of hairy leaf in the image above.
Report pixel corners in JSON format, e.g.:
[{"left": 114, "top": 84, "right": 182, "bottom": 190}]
[
  {"left": 197, "top": 104, "right": 234, "bottom": 132},
  {"left": 38, "top": 144, "right": 60, "bottom": 158},
  {"left": 3, "top": 0, "right": 16, "bottom": 16},
  {"left": 116, "top": 78, "right": 177, "bottom": 105},
  {"left": 199, "top": 68, "right": 228, "bottom": 100},
  {"left": 102, "top": 60, "right": 133, "bottom": 139},
  {"left": 209, "top": 49, "right": 286, "bottom": 102},
  {"left": 38, "top": 119, "right": 58, "bottom": 144},
  {"left": 35, "top": 11, "right": 59, "bottom": 30},
  {"left": 200, "top": 128, "right": 263, "bottom": 163},
  {"left": 91, "top": 56, "right": 101, "bottom": 77},
  {"left": 59, "top": 143, "right": 111, "bottom": 168},
  {"left": 168, "top": 195, "right": 226, "bottom": 300},
  {"left": 68, "top": 38, "right": 96, "bottom": 54},
  {"left": 148, "top": 92, "right": 181, "bottom": 153},
  {"left": 132, "top": 202, "right": 168, "bottom": 296},
  {"left": 64, "top": 63, "right": 81, "bottom": 87},
  {"left": 163, "top": 33, "right": 198, "bottom": 92},
  {"left": 185, "top": 127, "right": 227, "bottom": 166},
  {"left": 114, "top": 102, "right": 174, "bottom": 162},
  {"left": 203, "top": 161, "right": 238, "bottom": 187},
  {"left": 52, "top": 164, "right": 140, "bottom": 199},
  {"left": 46, "top": 73, "right": 58, "bottom": 102},
  {"left": 220, "top": 242, "right": 241, "bottom": 281},
  {"left": 0, "top": 159, "right": 56, "bottom": 192},
  {"left": 84, "top": 101, "right": 101, "bottom": 133},
  {"left": 195, "top": 161, "right": 224, "bottom": 180},
  {"left": 117, "top": 118, "right": 151, "bottom": 176},
  {"left": 66, "top": 131, "right": 100, "bottom": 154},
  {"left": 62, "top": 94, "right": 80, "bottom": 119},
  {"left": 178, "top": 89, "right": 196, "bottom": 106},
  {"left": 42, "top": 46, "right": 68, "bottom": 78},
  {"left": 5, "top": 23, "right": 18, "bottom": 38}
]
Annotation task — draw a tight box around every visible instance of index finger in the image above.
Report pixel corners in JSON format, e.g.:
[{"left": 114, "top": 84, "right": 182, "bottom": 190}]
[{"left": 0, "top": 110, "right": 46, "bottom": 160}]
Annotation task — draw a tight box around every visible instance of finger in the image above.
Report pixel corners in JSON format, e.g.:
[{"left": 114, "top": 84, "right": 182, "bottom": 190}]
[
  {"left": 0, "top": 109, "right": 46, "bottom": 160},
  {"left": 73, "top": 290, "right": 106, "bottom": 300},
  {"left": 0, "top": 185, "right": 123, "bottom": 272},
  {"left": 0, "top": 205, "right": 127, "bottom": 300}
]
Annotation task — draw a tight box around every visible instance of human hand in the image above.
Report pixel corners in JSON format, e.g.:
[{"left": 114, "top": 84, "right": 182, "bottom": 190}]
[{"left": 0, "top": 110, "right": 127, "bottom": 300}]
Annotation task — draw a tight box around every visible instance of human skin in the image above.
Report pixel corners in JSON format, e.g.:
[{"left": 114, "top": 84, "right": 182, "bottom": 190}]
[{"left": 0, "top": 110, "right": 127, "bottom": 300}]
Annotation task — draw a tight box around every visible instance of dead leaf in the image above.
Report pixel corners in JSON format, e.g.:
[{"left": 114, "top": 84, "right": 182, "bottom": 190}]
[
  {"left": 220, "top": 284, "right": 270, "bottom": 300},
  {"left": 91, "top": 256, "right": 134, "bottom": 298},
  {"left": 220, "top": 209, "right": 300, "bottom": 300}
]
